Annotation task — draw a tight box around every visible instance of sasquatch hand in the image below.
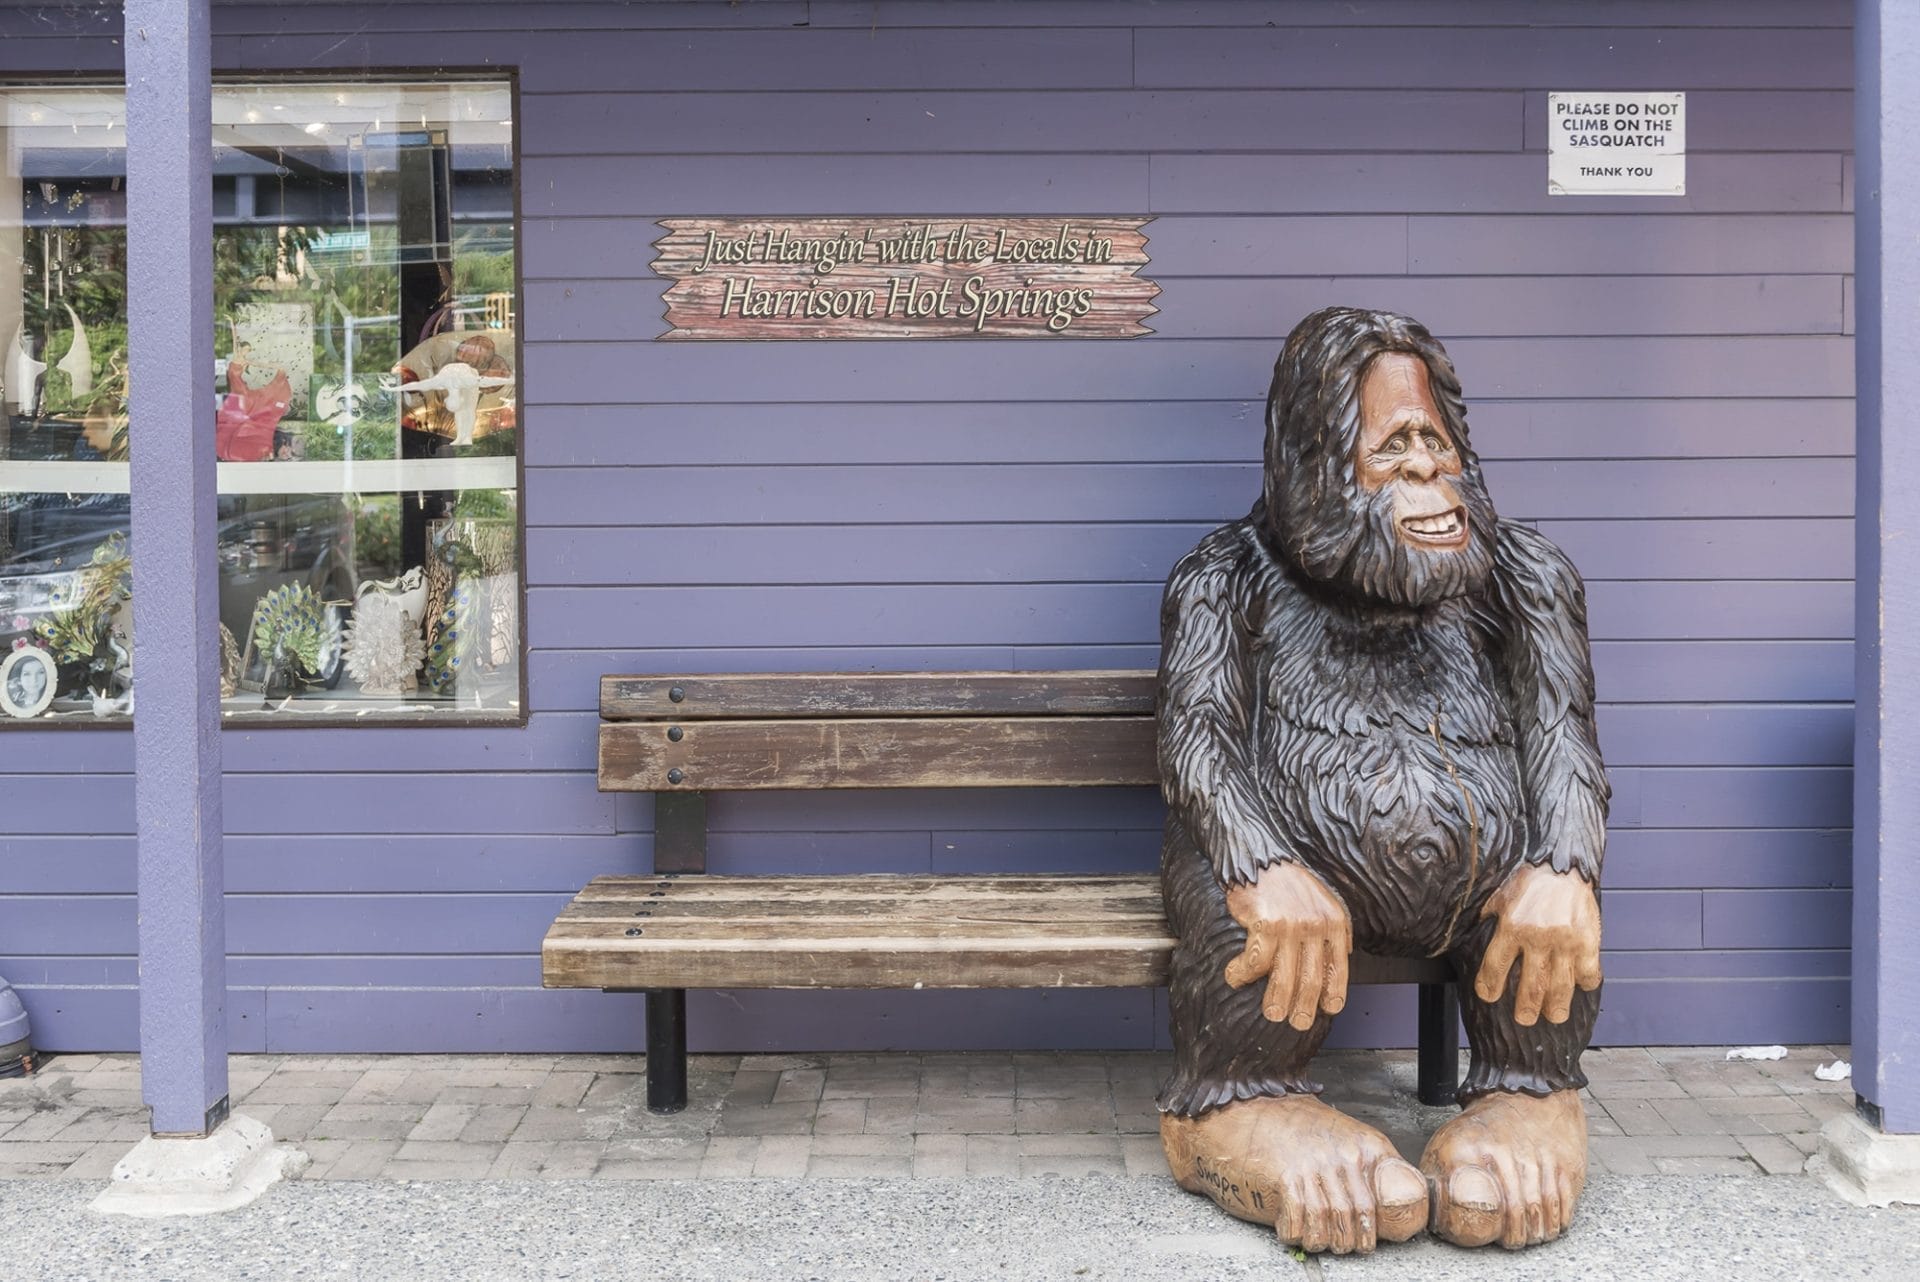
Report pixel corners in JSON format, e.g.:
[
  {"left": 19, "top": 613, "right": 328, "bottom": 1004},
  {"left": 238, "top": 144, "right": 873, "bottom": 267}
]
[
  {"left": 1474, "top": 864, "right": 1603, "bottom": 1026},
  {"left": 1223, "top": 862, "right": 1353, "bottom": 1031}
]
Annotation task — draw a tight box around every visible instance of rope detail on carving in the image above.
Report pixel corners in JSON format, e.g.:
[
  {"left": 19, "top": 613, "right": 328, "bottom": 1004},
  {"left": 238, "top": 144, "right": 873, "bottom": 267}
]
[{"left": 1428, "top": 701, "right": 1482, "bottom": 958}]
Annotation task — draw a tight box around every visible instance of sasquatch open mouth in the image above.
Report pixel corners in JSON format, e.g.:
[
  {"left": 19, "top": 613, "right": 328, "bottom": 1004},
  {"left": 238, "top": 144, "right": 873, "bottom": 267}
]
[{"left": 1399, "top": 506, "right": 1469, "bottom": 548}]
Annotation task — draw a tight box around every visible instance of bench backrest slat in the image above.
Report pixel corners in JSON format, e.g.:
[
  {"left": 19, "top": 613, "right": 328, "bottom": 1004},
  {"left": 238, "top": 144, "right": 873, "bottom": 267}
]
[
  {"left": 600, "top": 670, "right": 1155, "bottom": 721},
  {"left": 600, "top": 715, "right": 1157, "bottom": 791}
]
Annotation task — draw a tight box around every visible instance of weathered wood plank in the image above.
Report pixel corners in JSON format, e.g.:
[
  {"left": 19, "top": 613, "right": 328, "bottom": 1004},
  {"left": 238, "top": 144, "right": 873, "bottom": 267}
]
[
  {"left": 542, "top": 933, "right": 1173, "bottom": 989},
  {"left": 541, "top": 873, "right": 1446, "bottom": 990},
  {"left": 600, "top": 670, "right": 1156, "bottom": 720},
  {"left": 599, "top": 716, "right": 1159, "bottom": 790}
]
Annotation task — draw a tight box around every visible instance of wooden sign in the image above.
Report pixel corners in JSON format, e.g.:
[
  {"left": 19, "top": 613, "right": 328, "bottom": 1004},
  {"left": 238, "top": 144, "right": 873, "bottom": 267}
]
[{"left": 652, "top": 217, "right": 1159, "bottom": 340}]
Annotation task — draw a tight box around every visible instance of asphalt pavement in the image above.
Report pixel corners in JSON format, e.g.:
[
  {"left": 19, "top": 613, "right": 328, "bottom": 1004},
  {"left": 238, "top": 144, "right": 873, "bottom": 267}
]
[{"left": 3, "top": 1171, "right": 1913, "bottom": 1281}]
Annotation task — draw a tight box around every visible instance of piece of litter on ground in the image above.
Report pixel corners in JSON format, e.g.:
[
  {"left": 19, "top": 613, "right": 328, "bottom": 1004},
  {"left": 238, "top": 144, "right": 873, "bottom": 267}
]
[
  {"left": 1726, "top": 1045, "right": 1789, "bottom": 1061},
  {"left": 1816, "top": 1060, "right": 1852, "bottom": 1082}
]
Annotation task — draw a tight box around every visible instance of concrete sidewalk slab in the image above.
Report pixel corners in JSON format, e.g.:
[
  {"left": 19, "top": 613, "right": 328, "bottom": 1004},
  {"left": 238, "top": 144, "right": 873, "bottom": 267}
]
[{"left": 0, "top": 1173, "right": 1910, "bottom": 1280}]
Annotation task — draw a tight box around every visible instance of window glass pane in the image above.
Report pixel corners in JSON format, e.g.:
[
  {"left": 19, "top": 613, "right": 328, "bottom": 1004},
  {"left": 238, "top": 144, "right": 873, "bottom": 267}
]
[
  {"left": 0, "top": 79, "right": 521, "bottom": 725},
  {"left": 0, "top": 86, "right": 132, "bottom": 721}
]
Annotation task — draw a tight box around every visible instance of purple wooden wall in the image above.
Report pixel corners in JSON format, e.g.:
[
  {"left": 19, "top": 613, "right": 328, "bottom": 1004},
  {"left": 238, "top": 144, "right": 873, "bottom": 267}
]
[{"left": 0, "top": 0, "right": 1854, "bottom": 1053}]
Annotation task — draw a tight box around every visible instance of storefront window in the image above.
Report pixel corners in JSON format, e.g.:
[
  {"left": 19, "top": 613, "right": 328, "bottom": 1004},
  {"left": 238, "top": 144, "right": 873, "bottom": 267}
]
[{"left": 0, "top": 79, "right": 520, "bottom": 724}]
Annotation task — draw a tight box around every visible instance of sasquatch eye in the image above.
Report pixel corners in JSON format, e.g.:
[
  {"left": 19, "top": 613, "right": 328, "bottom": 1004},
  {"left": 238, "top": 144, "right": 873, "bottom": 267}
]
[
  {"left": 1384, "top": 437, "right": 1408, "bottom": 453},
  {"left": 1424, "top": 433, "right": 1449, "bottom": 452}
]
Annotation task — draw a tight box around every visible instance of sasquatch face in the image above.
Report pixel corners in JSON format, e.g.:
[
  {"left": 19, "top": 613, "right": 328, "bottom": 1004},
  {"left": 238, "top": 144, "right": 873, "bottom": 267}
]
[
  {"left": 1340, "top": 352, "right": 1497, "bottom": 608},
  {"left": 1356, "top": 353, "right": 1469, "bottom": 549}
]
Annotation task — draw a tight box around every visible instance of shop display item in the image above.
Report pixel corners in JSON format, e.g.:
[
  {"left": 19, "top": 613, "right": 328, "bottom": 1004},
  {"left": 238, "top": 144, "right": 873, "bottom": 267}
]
[
  {"left": 216, "top": 343, "right": 295, "bottom": 462},
  {"left": 1154, "top": 308, "right": 1607, "bottom": 1254},
  {"left": 245, "top": 583, "right": 339, "bottom": 699},
  {"left": 220, "top": 623, "right": 240, "bottom": 699},
  {"left": 4, "top": 324, "right": 45, "bottom": 417},
  {"left": 395, "top": 331, "right": 516, "bottom": 446},
  {"left": 55, "top": 304, "right": 92, "bottom": 398},
  {"left": 344, "top": 568, "right": 428, "bottom": 696},
  {"left": 0, "top": 646, "right": 56, "bottom": 719},
  {"left": 31, "top": 530, "right": 131, "bottom": 703},
  {"left": 395, "top": 361, "right": 514, "bottom": 448}
]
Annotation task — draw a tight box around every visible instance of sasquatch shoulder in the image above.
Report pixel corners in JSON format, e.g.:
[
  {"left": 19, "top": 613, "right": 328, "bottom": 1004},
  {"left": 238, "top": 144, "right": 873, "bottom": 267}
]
[
  {"left": 1476, "top": 520, "right": 1609, "bottom": 881},
  {"left": 1157, "top": 519, "right": 1301, "bottom": 885}
]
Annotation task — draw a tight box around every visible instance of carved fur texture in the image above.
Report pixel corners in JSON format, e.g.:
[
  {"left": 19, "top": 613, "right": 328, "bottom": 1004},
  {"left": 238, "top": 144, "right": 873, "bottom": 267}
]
[{"left": 1156, "top": 307, "right": 1608, "bottom": 1115}]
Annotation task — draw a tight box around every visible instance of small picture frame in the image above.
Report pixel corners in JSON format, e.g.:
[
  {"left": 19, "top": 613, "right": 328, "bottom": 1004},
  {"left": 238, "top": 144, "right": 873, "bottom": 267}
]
[{"left": 0, "top": 646, "right": 57, "bottom": 719}]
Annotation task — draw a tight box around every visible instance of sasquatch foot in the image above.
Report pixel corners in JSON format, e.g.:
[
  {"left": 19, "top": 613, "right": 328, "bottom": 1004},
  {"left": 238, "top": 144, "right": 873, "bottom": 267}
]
[
  {"left": 1160, "top": 1095, "right": 1428, "bottom": 1255},
  {"left": 1419, "top": 1089, "right": 1588, "bottom": 1250}
]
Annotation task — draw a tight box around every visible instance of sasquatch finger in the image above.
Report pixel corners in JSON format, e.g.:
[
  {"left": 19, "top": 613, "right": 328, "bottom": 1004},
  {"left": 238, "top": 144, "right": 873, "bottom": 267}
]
[
  {"left": 1224, "top": 927, "right": 1275, "bottom": 990},
  {"left": 1512, "top": 949, "right": 1550, "bottom": 1027},
  {"left": 1289, "top": 937, "right": 1325, "bottom": 1031},
  {"left": 1322, "top": 937, "right": 1350, "bottom": 1015},
  {"left": 1544, "top": 954, "right": 1576, "bottom": 1024},
  {"left": 1262, "top": 935, "right": 1299, "bottom": 1023},
  {"left": 1475, "top": 933, "right": 1520, "bottom": 1004},
  {"left": 1576, "top": 941, "right": 1604, "bottom": 992}
]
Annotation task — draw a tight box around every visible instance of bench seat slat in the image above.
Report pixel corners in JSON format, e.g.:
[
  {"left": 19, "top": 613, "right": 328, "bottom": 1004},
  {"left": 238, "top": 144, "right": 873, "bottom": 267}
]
[
  {"left": 601, "top": 716, "right": 1158, "bottom": 791},
  {"left": 540, "top": 874, "right": 1449, "bottom": 991},
  {"left": 601, "top": 670, "right": 1156, "bottom": 721}
]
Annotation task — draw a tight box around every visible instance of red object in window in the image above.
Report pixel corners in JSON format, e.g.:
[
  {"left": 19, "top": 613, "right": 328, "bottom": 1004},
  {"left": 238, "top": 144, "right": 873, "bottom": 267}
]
[{"left": 216, "top": 361, "right": 292, "bottom": 462}]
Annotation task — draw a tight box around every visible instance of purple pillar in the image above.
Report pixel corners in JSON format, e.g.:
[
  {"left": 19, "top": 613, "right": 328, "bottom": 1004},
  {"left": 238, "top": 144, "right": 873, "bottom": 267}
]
[
  {"left": 125, "top": 0, "right": 227, "bottom": 1136},
  {"left": 1853, "top": 0, "right": 1920, "bottom": 1135}
]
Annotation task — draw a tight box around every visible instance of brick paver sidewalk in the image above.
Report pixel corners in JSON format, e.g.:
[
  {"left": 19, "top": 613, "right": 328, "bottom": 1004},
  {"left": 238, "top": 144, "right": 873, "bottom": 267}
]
[{"left": 0, "top": 1044, "right": 1853, "bottom": 1182}]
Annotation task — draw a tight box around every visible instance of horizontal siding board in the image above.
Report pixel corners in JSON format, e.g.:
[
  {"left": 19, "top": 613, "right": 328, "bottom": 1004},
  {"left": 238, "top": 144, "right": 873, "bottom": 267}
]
[
  {"left": 524, "top": 338, "right": 1854, "bottom": 404},
  {"left": 1591, "top": 641, "right": 1852, "bottom": 703},
  {"left": 196, "top": 2, "right": 1859, "bottom": 35},
  {"left": 1134, "top": 26, "right": 1853, "bottom": 91},
  {"left": 522, "top": 90, "right": 1524, "bottom": 157},
  {"left": 1535, "top": 520, "right": 1852, "bottom": 583},
  {"left": 1148, "top": 153, "right": 1843, "bottom": 215},
  {"left": 226, "top": 27, "right": 1138, "bottom": 92},
  {"left": 522, "top": 640, "right": 1854, "bottom": 713},
  {"left": 1409, "top": 214, "right": 1854, "bottom": 277},
  {"left": 1704, "top": 888, "right": 1852, "bottom": 949},
  {"left": 522, "top": 399, "right": 1853, "bottom": 469},
  {"left": 526, "top": 519, "right": 1850, "bottom": 587},
  {"left": 525, "top": 275, "right": 1844, "bottom": 344},
  {"left": 521, "top": 154, "right": 1150, "bottom": 218},
  {"left": 521, "top": 581, "right": 1850, "bottom": 649},
  {"left": 1633, "top": 767, "right": 1851, "bottom": 829},
  {"left": 1596, "top": 890, "right": 1702, "bottom": 950},
  {"left": 522, "top": 460, "right": 1854, "bottom": 527}
]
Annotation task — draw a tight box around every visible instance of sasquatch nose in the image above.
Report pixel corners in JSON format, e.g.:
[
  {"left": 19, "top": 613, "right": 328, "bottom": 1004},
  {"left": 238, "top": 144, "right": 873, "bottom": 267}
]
[{"left": 1401, "top": 449, "right": 1439, "bottom": 481}]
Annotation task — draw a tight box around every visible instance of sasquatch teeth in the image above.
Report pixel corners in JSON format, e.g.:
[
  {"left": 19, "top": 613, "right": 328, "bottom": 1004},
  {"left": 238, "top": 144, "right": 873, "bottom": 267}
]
[{"left": 1403, "top": 512, "right": 1463, "bottom": 536}]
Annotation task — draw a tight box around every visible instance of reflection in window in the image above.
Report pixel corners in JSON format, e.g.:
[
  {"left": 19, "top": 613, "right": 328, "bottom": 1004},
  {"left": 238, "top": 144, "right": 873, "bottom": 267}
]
[{"left": 0, "top": 80, "right": 520, "bottom": 723}]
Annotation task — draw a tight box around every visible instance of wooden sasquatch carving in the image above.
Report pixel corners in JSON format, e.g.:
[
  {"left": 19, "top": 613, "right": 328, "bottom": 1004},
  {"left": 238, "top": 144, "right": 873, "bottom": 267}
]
[{"left": 1155, "top": 308, "right": 1607, "bottom": 1254}]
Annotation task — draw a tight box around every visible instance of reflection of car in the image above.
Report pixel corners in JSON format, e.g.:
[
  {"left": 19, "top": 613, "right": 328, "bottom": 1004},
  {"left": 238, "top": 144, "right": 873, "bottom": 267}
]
[{"left": 0, "top": 494, "right": 128, "bottom": 633}]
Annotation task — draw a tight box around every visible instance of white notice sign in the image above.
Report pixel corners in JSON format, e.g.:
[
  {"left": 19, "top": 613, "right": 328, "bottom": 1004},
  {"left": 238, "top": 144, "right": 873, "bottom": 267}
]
[{"left": 1548, "top": 92, "right": 1686, "bottom": 196}]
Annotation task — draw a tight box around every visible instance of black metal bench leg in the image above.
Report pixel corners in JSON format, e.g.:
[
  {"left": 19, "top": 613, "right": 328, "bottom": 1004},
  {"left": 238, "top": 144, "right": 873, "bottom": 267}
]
[
  {"left": 1416, "top": 981, "right": 1460, "bottom": 1107},
  {"left": 646, "top": 988, "right": 688, "bottom": 1114}
]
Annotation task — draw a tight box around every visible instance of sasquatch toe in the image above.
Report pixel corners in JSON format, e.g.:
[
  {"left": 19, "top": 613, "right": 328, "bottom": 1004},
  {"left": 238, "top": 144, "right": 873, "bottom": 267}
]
[
  {"left": 1432, "top": 1164, "right": 1502, "bottom": 1248},
  {"left": 1373, "top": 1158, "right": 1430, "bottom": 1243},
  {"left": 1418, "top": 1089, "right": 1588, "bottom": 1250}
]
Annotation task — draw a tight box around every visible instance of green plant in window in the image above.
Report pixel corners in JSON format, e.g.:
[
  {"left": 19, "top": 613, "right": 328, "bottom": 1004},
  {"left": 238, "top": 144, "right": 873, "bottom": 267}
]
[{"left": 352, "top": 496, "right": 404, "bottom": 580}]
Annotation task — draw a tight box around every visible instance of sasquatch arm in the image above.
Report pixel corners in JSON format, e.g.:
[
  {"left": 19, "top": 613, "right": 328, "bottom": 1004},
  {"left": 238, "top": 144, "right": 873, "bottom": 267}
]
[
  {"left": 1478, "top": 521, "right": 1610, "bottom": 883},
  {"left": 1157, "top": 524, "right": 1300, "bottom": 886}
]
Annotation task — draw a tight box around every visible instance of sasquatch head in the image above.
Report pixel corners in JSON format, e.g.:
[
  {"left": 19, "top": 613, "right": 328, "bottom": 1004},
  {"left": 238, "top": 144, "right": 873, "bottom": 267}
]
[{"left": 1261, "top": 307, "right": 1498, "bottom": 608}]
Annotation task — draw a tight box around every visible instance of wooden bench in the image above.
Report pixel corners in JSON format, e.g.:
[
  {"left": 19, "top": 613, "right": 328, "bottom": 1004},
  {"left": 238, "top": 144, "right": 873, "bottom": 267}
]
[{"left": 542, "top": 671, "right": 1459, "bottom": 1113}]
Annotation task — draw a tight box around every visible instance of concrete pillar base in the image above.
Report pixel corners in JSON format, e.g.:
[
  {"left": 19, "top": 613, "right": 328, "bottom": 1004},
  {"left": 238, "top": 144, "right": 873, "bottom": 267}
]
[
  {"left": 1811, "top": 1111, "right": 1920, "bottom": 1207},
  {"left": 90, "top": 1114, "right": 309, "bottom": 1217}
]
